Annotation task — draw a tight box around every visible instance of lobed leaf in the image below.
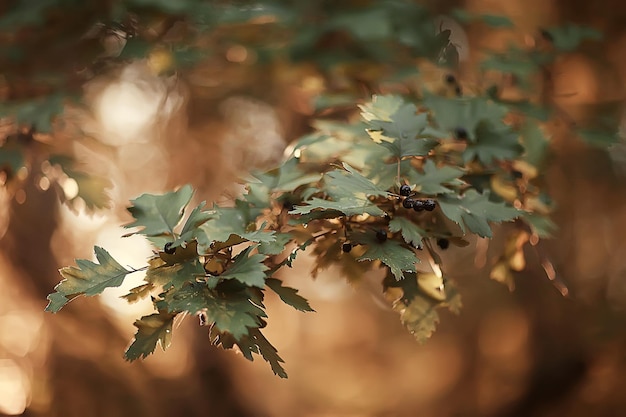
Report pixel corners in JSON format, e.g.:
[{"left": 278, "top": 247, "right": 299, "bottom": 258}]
[
  {"left": 124, "top": 312, "right": 177, "bottom": 361},
  {"left": 46, "top": 247, "right": 132, "bottom": 313}
]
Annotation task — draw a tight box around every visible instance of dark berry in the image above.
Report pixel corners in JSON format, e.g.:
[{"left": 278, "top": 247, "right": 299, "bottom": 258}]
[
  {"left": 283, "top": 201, "right": 295, "bottom": 212},
  {"left": 164, "top": 242, "right": 176, "bottom": 254},
  {"left": 454, "top": 127, "right": 468, "bottom": 140},
  {"left": 423, "top": 199, "right": 437, "bottom": 211},
  {"left": 342, "top": 242, "right": 352, "bottom": 253},
  {"left": 376, "top": 229, "right": 388, "bottom": 243},
  {"left": 512, "top": 170, "right": 523, "bottom": 179},
  {"left": 437, "top": 238, "right": 450, "bottom": 250},
  {"left": 454, "top": 85, "right": 463, "bottom": 96},
  {"left": 402, "top": 198, "right": 415, "bottom": 209},
  {"left": 399, "top": 184, "right": 411, "bottom": 196},
  {"left": 413, "top": 200, "right": 426, "bottom": 212},
  {"left": 444, "top": 74, "right": 456, "bottom": 84}
]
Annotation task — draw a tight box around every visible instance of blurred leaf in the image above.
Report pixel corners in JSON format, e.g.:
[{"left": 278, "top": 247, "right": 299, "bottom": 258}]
[
  {"left": 291, "top": 197, "right": 384, "bottom": 217},
  {"left": 463, "top": 121, "right": 524, "bottom": 164},
  {"left": 522, "top": 122, "right": 550, "bottom": 167},
  {"left": 146, "top": 258, "right": 205, "bottom": 290},
  {"left": 258, "top": 232, "right": 293, "bottom": 255},
  {"left": 410, "top": 159, "right": 465, "bottom": 195},
  {"left": 438, "top": 190, "right": 521, "bottom": 237},
  {"left": 266, "top": 278, "right": 314, "bottom": 312},
  {"left": 394, "top": 293, "right": 440, "bottom": 343},
  {"left": 46, "top": 247, "right": 132, "bottom": 312},
  {"left": 543, "top": 24, "right": 602, "bottom": 51},
  {"left": 360, "top": 95, "right": 404, "bottom": 123},
  {"left": 124, "top": 312, "right": 177, "bottom": 361}
]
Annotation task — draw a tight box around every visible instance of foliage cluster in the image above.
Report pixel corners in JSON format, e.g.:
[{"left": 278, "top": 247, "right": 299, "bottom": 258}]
[{"left": 0, "top": 1, "right": 615, "bottom": 377}]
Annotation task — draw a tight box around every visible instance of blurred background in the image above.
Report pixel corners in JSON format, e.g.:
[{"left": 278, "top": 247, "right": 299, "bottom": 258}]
[{"left": 2, "top": 0, "right": 626, "bottom": 416}]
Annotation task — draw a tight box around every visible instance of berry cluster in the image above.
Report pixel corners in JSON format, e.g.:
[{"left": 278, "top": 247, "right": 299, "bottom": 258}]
[{"left": 398, "top": 184, "right": 437, "bottom": 212}]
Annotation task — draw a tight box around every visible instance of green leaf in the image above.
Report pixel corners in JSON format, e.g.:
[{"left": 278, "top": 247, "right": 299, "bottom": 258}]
[
  {"left": 290, "top": 197, "right": 385, "bottom": 217},
  {"left": 266, "top": 278, "right": 314, "bottom": 312},
  {"left": 410, "top": 159, "right": 465, "bottom": 195},
  {"left": 6, "top": 94, "right": 66, "bottom": 132},
  {"left": 167, "top": 282, "right": 265, "bottom": 339},
  {"left": 146, "top": 258, "right": 205, "bottom": 290},
  {"left": 258, "top": 232, "right": 293, "bottom": 255},
  {"left": 379, "top": 137, "right": 438, "bottom": 159},
  {"left": 523, "top": 213, "right": 557, "bottom": 238},
  {"left": 220, "top": 246, "right": 269, "bottom": 288},
  {"left": 389, "top": 217, "right": 426, "bottom": 248},
  {"left": 423, "top": 94, "right": 508, "bottom": 140},
  {"left": 197, "top": 206, "right": 275, "bottom": 253},
  {"left": 229, "top": 328, "right": 288, "bottom": 378},
  {"left": 368, "top": 103, "right": 428, "bottom": 140},
  {"left": 173, "top": 202, "right": 212, "bottom": 246},
  {"left": 46, "top": 247, "right": 132, "bottom": 313},
  {"left": 438, "top": 190, "right": 521, "bottom": 238},
  {"left": 359, "top": 95, "right": 404, "bottom": 123},
  {"left": 522, "top": 122, "right": 550, "bottom": 167},
  {"left": 124, "top": 312, "right": 177, "bottom": 361},
  {"left": 463, "top": 121, "right": 523, "bottom": 164},
  {"left": 354, "top": 232, "right": 419, "bottom": 280},
  {"left": 543, "top": 24, "right": 601, "bottom": 51},
  {"left": 125, "top": 185, "right": 194, "bottom": 238},
  {"left": 324, "top": 163, "right": 390, "bottom": 201}
]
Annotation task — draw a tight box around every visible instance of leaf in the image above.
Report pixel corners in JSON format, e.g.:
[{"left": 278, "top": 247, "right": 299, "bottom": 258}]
[
  {"left": 248, "top": 328, "right": 288, "bottom": 378},
  {"left": 359, "top": 95, "right": 404, "bottom": 123},
  {"left": 174, "top": 202, "right": 212, "bottom": 245},
  {"left": 354, "top": 231, "right": 419, "bottom": 280},
  {"left": 46, "top": 247, "right": 132, "bottom": 313},
  {"left": 124, "top": 185, "right": 194, "bottom": 238},
  {"left": 389, "top": 217, "right": 426, "bottom": 248},
  {"left": 379, "top": 137, "right": 438, "bottom": 159},
  {"left": 220, "top": 246, "right": 269, "bottom": 288},
  {"left": 166, "top": 282, "right": 265, "bottom": 339},
  {"left": 438, "top": 190, "right": 521, "bottom": 238},
  {"left": 290, "top": 197, "right": 385, "bottom": 217},
  {"left": 543, "top": 24, "right": 601, "bottom": 51},
  {"left": 463, "top": 121, "right": 523, "bottom": 165},
  {"left": 124, "top": 312, "right": 177, "bottom": 361},
  {"left": 423, "top": 94, "right": 508, "bottom": 140},
  {"left": 121, "top": 283, "right": 154, "bottom": 303},
  {"left": 367, "top": 103, "right": 428, "bottom": 141},
  {"left": 266, "top": 278, "right": 314, "bottom": 312},
  {"left": 324, "top": 163, "right": 390, "bottom": 201},
  {"left": 410, "top": 159, "right": 465, "bottom": 195},
  {"left": 394, "top": 293, "right": 440, "bottom": 343},
  {"left": 521, "top": 122, "right": 550, "bottom": 167},
  {"left": 197, "top": 206, "right": 275, "bottom": 253},
  {"left": 146, "top": 258, "right": 205, "bottom": 290},
  {"left": 258, "top": 232, "right": 293, "bottom": 255},
  {"left": 523, "top": 213, "right": 557, "bottom": 238}
]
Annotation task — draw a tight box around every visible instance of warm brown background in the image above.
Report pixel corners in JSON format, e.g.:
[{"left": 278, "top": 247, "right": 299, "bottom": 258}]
[{"left": 2, "top": 1, "right": 626, "bottom": 416}]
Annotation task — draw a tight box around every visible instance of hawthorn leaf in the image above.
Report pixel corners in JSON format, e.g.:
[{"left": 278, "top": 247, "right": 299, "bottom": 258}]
[
  {"left": 324, "top": 163, "right": 390, "bottom": 200},
  {"left": 166, "top": 281, "right": 265, "bottom": 339},
  {"left": 124, "top": 185, "right": 194, "bottom": 237},
  {"left": 423, "top": 94, "right": 508, "bottom": 140},
  {"left": 389, "top": 217, "right": 426, "bottom": 248},
  {"left": 220, "top": 246, "right": 269, "bottom": 288},
  {"left": 410, "top": 159, "right": 465, "bottom": 195},
  {"left": 394, "top": 293, "right": 440, "bottom": 343},
  {"left": 258, "top": 232, "right": 293, "bottom": 255},
  {"left": 124, "top": 312, "right": 176, "bottom": 361},
  {"left": 146, "top": 258, "right": 205, "bottom": 290},
  {"left": 522, "top": 122, "right": 550, "bottom": 167},
  {"left": 438, "top": 190, "right": 521, "bottom": 237},
  {"left": 463, "top": 121, "right": 523, "bottom": 164},
  {"left": 543, "top": 24, "right": 601, "bottom": 51},
  {"left": 367, "top": 103, "right": 428, "bottom": 141},
  {"left": 248, "top": 328, "right": 288, "bottom": 378},
  {"left": 359, "top": 94, "right": 404, "bottom": 123},
  {"left": 379, "top": 137, "right": 438, "bottom": 159},
  {"left": 290, "top": 197, "right": 385, "bottom": 217},
  {"left": 46, "top": 247, "right": 132, "bottom": 313},
  {"left": 354, "top": 232, "right": 419, "bottom": 280},
  {"left": 266, "top": 278, "right": 314, "bottom": 312},
  {"left": 174, "top": 201, "right": 212, "bottom": 245},
  {"left": 197, "top": 206, "right": 275, "bottom": 253}
]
